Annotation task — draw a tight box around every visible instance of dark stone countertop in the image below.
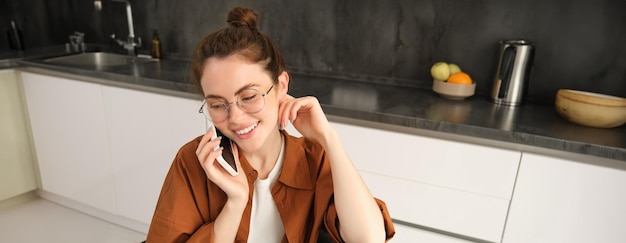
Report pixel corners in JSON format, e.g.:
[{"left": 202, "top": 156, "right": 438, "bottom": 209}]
[{"left": 5, "top": 46, "right": 626, "bottom": 162}]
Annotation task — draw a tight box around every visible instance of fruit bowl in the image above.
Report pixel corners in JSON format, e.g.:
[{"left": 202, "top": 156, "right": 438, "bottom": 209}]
[
  {"left": 432, "top": 80, "right": 476, "bottom": 100},
  {"left": 555, "top": 89, "right": 626, "bottom": 128}
]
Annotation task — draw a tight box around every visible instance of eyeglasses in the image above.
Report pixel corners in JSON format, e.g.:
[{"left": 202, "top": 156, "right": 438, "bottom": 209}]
[{"left": 199, "top": 85, "right": 274, "bottom": 122}]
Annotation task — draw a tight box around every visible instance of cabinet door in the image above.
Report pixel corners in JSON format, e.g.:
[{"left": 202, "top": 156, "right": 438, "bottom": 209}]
[
  {"left": 0, "top": 69, "right": 37, "bottom": 201},
  {"left": 102, "top": 86, "right": 205, "bottom": 226},
  {"left": 20, "top": 72, "right": 116, "bottom": 214},
  {"left": 332, "top": 122, "right": 520, "bottom": 242},
  {"left": 361, "top": 171, "right": 510, "bottom": 242},
  {"left": 332, "top": 122, "right": 519, "bottom": 199},
  {"left": 503, "top": 153, "right": 626, "bottom": 243}
]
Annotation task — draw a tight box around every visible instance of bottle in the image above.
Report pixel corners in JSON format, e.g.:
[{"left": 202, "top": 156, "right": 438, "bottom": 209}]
[
  {"left": 7, "top": 20, "right": 25, "bottom": 51},
  {"left": 151, "top": 30, "right": 162, "bottom": 59}
]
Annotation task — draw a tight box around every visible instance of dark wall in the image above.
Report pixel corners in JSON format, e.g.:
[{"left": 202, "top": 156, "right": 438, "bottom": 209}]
[{"left": 2, "top": 0, "right": 625, "bottom": 104}]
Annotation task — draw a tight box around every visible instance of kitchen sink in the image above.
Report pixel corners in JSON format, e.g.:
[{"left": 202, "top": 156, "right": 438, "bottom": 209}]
[{"left": 43, "top": 52, "right": 155, "bottom": 67}]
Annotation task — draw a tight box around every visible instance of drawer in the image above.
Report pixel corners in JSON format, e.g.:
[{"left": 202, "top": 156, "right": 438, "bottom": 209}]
[
  {"left": 333, "top": 122, "right": 520, "bottom": 200},
  {"left": 363, "top": 171, "right": 509, "bottom": 242}
]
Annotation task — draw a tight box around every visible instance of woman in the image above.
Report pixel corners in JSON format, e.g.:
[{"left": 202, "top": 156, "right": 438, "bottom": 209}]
[{"left": 146, "top": 6, "right": 395, "bottom": 243}]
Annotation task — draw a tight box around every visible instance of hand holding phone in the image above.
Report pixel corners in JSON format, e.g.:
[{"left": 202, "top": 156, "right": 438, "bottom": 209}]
[{"left": 212, "top": 126, "right": 238, "bottom": 176}]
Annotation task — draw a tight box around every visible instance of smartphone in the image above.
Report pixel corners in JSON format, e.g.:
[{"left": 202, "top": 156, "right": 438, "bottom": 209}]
[{"left": 211, "top": 126, "right": 238, "bottom": 176}]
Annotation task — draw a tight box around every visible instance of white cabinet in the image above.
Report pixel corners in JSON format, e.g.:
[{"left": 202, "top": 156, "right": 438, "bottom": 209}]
[
  {"left": 503, "top": 153, "right": 626, "bottom": 243},
  {"left": 20, "top": 71, "right": 205, "bottom": 232},
  {"left": 332, "top": 122, "right": 521, "bottom": 242},
  {"left": 0, "top": 69, "right": 37, "bottom": 201},
  {"left": 102, "top": 86, "right": 204, "bottom": 225},
  {"left": 22, "top": 73, "right": 116, "bottom": 213},
  {"left": 20, "top": 72, "right": 116, "bottom": 214}
]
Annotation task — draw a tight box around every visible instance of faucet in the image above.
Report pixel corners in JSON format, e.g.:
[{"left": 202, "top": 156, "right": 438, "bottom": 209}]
[{"left": 94, "top": 0, "right": 141, "bottom": 56}]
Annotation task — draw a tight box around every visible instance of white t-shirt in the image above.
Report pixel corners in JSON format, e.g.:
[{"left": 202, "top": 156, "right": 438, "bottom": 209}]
[{"left": 247, "top": 139, "right": 286, "bottom": 242}]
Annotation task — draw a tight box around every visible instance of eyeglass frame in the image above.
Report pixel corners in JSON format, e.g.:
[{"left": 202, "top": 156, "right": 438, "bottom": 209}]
[{"left": 199, "top": 85, "right": 274, "bottom": 122}]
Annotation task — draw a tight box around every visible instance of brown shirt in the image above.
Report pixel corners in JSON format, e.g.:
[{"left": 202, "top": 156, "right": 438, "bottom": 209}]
[{"left": 146, "top": 130, "right": 395, "bottom": 242}]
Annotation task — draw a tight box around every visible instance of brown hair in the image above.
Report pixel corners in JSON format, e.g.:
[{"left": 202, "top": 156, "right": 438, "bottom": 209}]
[{"left": 191, "top": 7, "right": 286, "bottom": 93}]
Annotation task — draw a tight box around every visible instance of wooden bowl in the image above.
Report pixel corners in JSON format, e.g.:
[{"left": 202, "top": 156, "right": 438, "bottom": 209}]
[
  {"left": 555, "top": 89, "right": 626, "bottom": 128},
  {"left": 432, "top": 80, "right": 475, "bottom": 100}
]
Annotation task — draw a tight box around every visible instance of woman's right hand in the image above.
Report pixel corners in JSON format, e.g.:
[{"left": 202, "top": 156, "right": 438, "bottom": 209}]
[{"left": 196, "top": 127, "right": 249, "bottom": 203}]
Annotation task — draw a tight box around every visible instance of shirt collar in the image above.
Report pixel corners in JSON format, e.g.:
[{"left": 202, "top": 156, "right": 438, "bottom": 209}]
[
  {"left": 237, "top": 130, "right": 314, "bottom": 190},
  {"left": 276, "top": 130, "right": 314, "bottom": 190}
]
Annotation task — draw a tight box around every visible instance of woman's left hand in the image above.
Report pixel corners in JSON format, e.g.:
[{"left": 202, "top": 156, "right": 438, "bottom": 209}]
[{"left": 278, "top": 95, "right": 330, "bottom": 144}]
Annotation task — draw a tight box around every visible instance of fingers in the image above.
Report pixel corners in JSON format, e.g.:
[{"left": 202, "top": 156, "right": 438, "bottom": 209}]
[
  {"left": 195, "top": 126, "right": 216, "bottom": 158},
  {"left": 278, "top": 95, "right": 295, "bottom": 128},
  {"left": 196, "top": 127, "right": 223, "bottom": 172},
  {"left": 278, "top": 95, "right": 316, "bottom": 126}
]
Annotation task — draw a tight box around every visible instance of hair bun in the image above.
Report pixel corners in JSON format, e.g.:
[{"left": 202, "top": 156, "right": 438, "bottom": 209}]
[{"left": 227, "top": 7, "right": 259, "bottom": 31}]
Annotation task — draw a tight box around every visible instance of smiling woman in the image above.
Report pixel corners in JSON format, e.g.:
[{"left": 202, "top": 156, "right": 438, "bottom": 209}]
[{"left": 145, "top": 6, "right": 395, "bottom": 243}]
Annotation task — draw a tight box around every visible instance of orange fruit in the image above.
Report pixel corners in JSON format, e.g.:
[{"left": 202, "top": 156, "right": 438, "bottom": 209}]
[{"left": 447, "top": 72, "right": 473, "bottom": 85}]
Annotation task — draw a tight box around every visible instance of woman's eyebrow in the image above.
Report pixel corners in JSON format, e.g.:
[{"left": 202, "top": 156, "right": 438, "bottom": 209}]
[{"left": 204, "top": 83, "right": 260, "bottom": 99}]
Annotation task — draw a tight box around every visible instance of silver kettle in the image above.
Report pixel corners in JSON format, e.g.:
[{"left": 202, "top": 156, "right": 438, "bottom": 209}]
[{"left": 490, "top": 40, "right": 535, "bottom": 106}]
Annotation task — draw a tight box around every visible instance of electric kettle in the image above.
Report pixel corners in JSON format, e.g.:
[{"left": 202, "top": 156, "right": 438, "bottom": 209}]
[{"left": 490, "top": 40, "right": 535, "bottom": 106}]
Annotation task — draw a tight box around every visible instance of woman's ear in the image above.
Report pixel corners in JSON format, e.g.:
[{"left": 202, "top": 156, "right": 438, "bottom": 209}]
[{"left": 277, "top": 71, "right": 289, "bottom": 97}]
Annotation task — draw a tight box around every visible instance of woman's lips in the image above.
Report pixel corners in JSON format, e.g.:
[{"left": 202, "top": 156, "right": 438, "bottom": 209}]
[{"left": 235, "top": 122, "right": 258, "bottom": 135}]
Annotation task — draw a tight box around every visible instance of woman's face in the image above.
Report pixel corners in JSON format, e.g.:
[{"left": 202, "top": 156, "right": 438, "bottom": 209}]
[{"left": 200, "top": 54, "right": 287, "bottom": 153}]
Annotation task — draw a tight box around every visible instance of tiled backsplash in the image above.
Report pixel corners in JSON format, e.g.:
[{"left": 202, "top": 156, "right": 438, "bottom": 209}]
[{"left": 2, "top": 0, "right": 625, "bottom": 104}]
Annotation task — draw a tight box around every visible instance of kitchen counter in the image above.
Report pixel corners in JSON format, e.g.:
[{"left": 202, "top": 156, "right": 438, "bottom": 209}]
[{"left": 6, "top": 47, "right": 626, "bottom": 162}]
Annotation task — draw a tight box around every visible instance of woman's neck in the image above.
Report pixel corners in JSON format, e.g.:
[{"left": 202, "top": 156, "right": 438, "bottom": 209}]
[{"left": 242, "top": 130, "right": 284, "bottom": 179}]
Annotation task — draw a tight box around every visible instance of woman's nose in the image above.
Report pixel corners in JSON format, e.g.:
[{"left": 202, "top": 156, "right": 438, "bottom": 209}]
[{"left": 227, "top": 103, "right": 247, "bottom": 122}]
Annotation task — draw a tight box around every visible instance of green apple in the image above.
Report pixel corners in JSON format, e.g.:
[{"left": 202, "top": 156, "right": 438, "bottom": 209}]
[
  {"left": 448, "top": 63, "right": 462, "bottom": 74},
  {"left": 431, "top": 62, "right": 450, "bottom": 81}
]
